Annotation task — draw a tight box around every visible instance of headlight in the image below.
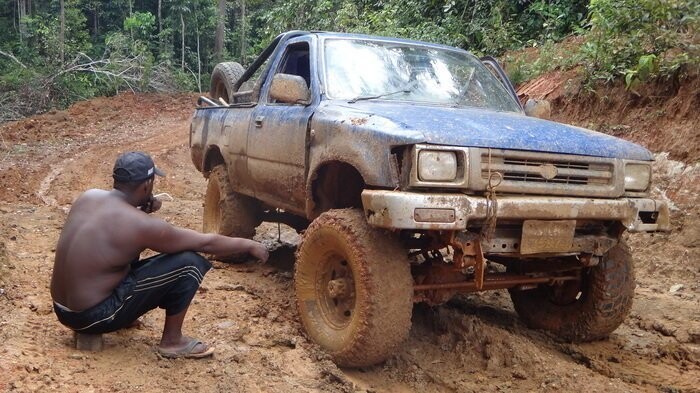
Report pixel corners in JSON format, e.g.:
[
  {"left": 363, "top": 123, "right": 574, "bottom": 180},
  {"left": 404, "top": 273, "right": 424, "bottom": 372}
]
[
  {"left": 418, "top": 150, "right": 457, "bottom": 181},
  {"left": 624, "top": 163, "right": 651, "bottom": 191}
]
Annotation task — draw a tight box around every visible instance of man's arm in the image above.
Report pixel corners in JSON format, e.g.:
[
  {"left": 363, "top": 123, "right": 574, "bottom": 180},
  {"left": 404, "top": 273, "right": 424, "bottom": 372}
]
[{"left": 137, "top": 216, "right": 268, "bottom": 261}]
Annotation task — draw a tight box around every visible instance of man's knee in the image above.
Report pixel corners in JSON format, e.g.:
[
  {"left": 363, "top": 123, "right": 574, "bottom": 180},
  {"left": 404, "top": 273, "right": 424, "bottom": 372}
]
[
  {"left": 159, "top": 251, "right": 210, "bottom": 315},
  {"left": 176, "top": 251, "right": 211, "bottom": 273}
]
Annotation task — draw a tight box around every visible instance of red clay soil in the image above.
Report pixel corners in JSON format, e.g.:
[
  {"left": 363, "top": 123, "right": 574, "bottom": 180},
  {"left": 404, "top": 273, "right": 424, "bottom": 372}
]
[{"left": 0, "top": 89, "right": 698, "bottom": 392}]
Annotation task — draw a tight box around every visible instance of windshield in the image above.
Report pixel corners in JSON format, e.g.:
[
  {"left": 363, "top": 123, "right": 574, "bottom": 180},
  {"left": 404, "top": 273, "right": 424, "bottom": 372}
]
[{"left": 323, "top": 39, "right": 521, "bottom": 112}]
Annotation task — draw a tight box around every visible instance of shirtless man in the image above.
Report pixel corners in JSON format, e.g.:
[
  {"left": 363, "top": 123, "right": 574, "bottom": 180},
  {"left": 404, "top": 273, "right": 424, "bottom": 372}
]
[{"left": 50, "top": 151, "right": 268, "bottom": 358}]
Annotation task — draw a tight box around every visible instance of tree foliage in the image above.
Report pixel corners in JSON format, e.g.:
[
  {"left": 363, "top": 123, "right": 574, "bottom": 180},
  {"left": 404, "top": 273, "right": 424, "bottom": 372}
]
[
  {"left": 0, "top": 0, "right": 696, "bottom": 120},
  {"left": 582, "top": 0, "right": 699, "bottom": 85}
]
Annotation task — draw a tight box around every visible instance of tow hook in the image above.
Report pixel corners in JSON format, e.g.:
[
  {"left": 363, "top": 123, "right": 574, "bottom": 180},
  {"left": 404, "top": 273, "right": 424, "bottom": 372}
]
[{"left": 449, "top": 231, "right": 486, "bottom": 290}]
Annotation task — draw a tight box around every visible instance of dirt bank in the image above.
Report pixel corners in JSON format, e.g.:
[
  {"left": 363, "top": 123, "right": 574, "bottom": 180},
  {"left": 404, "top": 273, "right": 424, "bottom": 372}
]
[
  {"left": 518, "top": 71, "right": 700, "bottom": 163},
  {"left": 0, "top": 88, "right": 698, "bottom": 392}
]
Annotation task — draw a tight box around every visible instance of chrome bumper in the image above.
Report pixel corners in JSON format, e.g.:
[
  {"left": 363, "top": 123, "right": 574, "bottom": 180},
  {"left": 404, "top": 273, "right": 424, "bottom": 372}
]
[{"left": 361, "top": 190, "right": 670, "bottom": 232}]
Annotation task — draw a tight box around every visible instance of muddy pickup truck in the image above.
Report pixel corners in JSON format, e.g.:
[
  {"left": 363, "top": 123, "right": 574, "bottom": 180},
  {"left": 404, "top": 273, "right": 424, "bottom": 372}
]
[{"left": 189, "top": 31, "right": 670, "bottom": 367}]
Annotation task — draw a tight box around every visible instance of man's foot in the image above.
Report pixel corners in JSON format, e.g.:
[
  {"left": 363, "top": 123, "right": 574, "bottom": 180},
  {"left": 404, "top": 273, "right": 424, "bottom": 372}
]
[{"left": 157, "top": 336, "right": 214, "bottom": 359}]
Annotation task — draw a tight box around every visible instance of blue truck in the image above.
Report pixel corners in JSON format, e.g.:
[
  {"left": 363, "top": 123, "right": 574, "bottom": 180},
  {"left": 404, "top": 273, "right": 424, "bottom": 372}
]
[{"left": 189, "top": 31, "right": 670, "bottom": 367}]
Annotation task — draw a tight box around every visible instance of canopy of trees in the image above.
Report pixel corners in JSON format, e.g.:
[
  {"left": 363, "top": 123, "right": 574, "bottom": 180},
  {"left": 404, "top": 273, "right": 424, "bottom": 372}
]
[{"left": 0, "top": 0, "right": 696, "bottom": 121}]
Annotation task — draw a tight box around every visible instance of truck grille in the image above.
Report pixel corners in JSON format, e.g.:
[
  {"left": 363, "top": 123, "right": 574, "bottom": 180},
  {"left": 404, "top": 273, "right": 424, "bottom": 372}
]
[{"left": 478, "top": 149, "right": 620, "bottom": 197}]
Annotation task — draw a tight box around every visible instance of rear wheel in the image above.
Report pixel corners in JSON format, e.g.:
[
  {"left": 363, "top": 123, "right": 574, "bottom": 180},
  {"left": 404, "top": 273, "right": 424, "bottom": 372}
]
[
  {"left": 509, "top": 241, "right": 635, "bottom": 341},
  {"left": 203, "top": 165, "right": 261, "bottom": 239},
  {"left": 209, "top": 62, "right": 245, "bottom": 104},
  {"left": 295, "top": 209, "right": 413, "bottom": 367}
]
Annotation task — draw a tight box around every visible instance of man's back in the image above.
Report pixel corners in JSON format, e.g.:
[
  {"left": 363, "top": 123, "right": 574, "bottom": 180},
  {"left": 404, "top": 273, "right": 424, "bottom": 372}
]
[{"left": 51, "top": 189, "right": 145, "bottom": 311}]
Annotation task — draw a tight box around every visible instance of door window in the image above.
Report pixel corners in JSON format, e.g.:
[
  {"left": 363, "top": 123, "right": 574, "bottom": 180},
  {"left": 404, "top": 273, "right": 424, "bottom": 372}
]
[{"left": 268, "top": 42, "right": 311, "bottom": 104}]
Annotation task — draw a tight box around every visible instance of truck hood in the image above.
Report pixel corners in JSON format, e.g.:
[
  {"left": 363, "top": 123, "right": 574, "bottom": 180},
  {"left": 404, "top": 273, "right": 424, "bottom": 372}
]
[{"left": 328, "top": 101, "right": 652, "bottom": 161}]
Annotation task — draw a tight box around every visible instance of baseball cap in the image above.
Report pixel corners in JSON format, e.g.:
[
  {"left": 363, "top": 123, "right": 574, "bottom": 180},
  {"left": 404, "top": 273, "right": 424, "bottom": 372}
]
[{"left": 112, "top": 151, "right": 165, "bottom": 183}]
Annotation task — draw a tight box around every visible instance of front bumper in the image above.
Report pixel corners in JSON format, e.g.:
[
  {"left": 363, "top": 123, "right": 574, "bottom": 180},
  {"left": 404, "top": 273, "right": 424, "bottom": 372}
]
[{"left": 361, "top": 190, "right": 670, "bottom": 232}]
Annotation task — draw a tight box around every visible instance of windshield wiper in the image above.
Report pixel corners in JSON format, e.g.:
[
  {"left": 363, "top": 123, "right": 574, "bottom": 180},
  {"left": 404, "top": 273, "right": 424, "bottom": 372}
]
[{"left": 348, "top": 88, "right": 412, "bottom": 103}]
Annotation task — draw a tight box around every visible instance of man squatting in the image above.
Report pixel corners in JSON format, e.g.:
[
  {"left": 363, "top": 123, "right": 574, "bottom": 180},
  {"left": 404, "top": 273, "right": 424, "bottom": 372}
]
[{"left": 51, "top": 151, "right": 269, "bottom": 358}]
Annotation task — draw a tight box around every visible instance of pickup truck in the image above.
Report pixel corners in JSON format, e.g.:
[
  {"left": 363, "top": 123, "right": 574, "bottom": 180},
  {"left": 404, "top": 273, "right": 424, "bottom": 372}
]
[{"left": 189, "top": 31, "right": 670, "bottom": 367}]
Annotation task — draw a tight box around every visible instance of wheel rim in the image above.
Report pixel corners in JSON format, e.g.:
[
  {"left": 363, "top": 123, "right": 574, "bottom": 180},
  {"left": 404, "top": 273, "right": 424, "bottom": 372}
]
[
  {"left": 316, "top": 252, "right": 356, "bottom": 329},
  {"left": 546, "top": 278, "right": 584, "bottom": 306},
  {"left": 213, "top": 81, "right": 228, "bottom": 102},
  {"left": 203, "top": 178, "right": 221, "bottom": 233}
]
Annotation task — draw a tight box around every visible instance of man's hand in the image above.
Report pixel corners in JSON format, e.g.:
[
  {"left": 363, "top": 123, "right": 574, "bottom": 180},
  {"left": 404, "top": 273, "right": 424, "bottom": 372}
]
[
  {"left": 149, "top": 197, "right": 163, "bottom": 213},
  {"left": 249, "top": 242, "right": 269, "bottom": 263},
  {"left": 140, "top": 195, "right": 162, "bottom": 214}
]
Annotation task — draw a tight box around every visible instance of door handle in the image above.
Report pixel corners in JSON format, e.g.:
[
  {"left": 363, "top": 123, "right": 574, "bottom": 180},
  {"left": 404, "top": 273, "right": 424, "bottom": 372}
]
[{"left": 255, "top": 116, "right": 265, "bottom": 128}]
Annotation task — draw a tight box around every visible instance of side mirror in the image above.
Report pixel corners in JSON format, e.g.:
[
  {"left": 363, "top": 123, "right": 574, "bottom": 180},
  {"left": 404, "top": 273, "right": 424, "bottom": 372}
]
[
  {"left": 524, "top": 98, "right": 552, "bottom": 120},
  {"left": 269, "top": 73, "right": 311, "bottom": 105}
]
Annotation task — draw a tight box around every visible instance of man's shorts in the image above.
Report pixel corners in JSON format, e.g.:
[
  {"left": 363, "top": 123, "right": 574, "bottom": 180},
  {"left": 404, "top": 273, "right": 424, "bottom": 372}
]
[{"left": 53, "top": 251, "right": 212, "bottom": 335}]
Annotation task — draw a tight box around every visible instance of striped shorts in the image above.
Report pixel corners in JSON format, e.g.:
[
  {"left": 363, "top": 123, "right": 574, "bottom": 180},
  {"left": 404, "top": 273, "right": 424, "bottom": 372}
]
[{"left": 54, "top": 251, "right": 212, "bottom": 334}]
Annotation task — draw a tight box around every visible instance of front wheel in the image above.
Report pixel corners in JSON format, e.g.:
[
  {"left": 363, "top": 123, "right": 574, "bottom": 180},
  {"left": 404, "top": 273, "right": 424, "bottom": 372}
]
[
  {"left": 509, "top": 241, "right": 635, "bottom": 341},
  {"left": 294, "top": 209, "right": 413, "bottom": 367}
]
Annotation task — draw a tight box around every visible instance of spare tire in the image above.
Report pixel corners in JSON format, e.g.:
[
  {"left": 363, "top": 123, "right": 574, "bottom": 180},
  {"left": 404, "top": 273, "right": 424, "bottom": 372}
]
[{"left": 209, "top": 62, "right": 245, "bottom": 104}]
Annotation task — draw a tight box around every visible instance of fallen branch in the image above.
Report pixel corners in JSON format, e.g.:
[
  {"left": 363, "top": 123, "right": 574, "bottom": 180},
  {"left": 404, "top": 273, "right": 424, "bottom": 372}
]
[
  {"left": 0, "top": 50, "right": 27, "bottom": 68},
  {"left": 45, "top": 52, "right": 179, "bottom": 93},
  {"left": 0, "top": 92, "right": 24, "bottom": 123}
]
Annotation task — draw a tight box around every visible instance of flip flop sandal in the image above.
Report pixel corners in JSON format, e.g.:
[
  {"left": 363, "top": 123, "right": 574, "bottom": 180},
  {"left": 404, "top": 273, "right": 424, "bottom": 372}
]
[{"left": 157, "top": 338, "right": 215, "bottom": 359}]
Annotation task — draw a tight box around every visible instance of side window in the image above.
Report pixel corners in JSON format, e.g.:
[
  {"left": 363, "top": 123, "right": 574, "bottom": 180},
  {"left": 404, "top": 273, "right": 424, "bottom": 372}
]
[
  {"left": 240, "top": 57, "right": 270, "bottom": 92},
  {"left": 276, "top": 42, "right": 311, "bottom": 88}
]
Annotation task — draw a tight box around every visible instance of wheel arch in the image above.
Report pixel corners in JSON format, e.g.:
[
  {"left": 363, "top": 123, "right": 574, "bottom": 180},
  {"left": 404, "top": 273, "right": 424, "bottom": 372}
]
[
  {"left": 306, "top": 160, "right": 366, "bottom": 219},
  {"left": 202, "top": 145, "right": 226, "bottom": 177}
]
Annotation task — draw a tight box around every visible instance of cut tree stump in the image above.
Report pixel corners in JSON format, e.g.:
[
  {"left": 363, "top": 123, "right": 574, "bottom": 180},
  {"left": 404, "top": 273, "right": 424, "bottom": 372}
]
[{"left": 73, "top": 332, "right": 103, "bottom": 351}]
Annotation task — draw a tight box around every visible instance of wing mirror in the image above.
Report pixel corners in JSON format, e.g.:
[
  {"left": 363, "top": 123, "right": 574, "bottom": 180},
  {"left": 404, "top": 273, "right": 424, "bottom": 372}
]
[
  {"left": 524, "top": 98, "right": 552, "bottom": 120},
  {"left": 269, "top": 73, "right": 311, "bottom": 105}
]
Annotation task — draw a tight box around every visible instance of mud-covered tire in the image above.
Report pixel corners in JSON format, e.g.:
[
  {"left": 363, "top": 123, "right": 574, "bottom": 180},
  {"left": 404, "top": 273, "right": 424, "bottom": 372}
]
[
  {"left": 203, "top": 165, "right": 261, "bottom": 239},
  {"left": 509, "top": 241, "right": 635, "bottom": 341},
  {"left": 209, "top": 62, "right": 245, "bottom": 104},
  {"left": 294, "top": 209, "right": 413, "bottom": 367}
]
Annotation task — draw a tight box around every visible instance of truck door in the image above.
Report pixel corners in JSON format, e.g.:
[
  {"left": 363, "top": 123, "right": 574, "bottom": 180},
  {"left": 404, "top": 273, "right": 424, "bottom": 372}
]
[{"left": 246, "top": 38, "right": 317, "bottom": 215}]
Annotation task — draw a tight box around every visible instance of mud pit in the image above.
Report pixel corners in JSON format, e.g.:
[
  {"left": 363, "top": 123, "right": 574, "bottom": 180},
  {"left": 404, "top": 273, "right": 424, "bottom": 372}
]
[{"left": 0, "top": 93, "right": 698, "bottom": 392}]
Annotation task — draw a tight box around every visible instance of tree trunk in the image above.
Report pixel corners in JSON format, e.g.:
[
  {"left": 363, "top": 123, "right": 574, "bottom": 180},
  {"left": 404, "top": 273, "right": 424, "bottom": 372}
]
[
  {"left": 181, "top": 13, "right": 185, "bottom": 71},
  {"left": 158, "top": 0, "right": 163, "bottom": 55},
  {"left": 214, "top": 0, "right": 226, "bottom": 63},
  {"left": 239, "top": 0, "right": 246, "bottom": 63},
  {"left": 196, "top": 21, "right": 202, "bottom": 93},
  {"left": 128, "top": 0, "right": 133, "bottom": 40},
  {"left": 93, "top": 3, "right": 99, "bottom": 37},
  {"left": 18, "top": 0, "right": 26, "bottom": 44},
  {"left": 59, "top": 0, "right": 65, "bottom": 62}
]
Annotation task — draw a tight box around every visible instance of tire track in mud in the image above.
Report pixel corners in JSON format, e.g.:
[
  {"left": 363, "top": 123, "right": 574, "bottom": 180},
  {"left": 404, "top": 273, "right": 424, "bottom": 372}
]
[
  {"left": 448, "top": 293, "right": 700, "bottom": 392},
  {"left": 559, "top": 342, "right": 700, "bottom": 392},
  {"left": 37, "top": 120, "right": 190, "bottom": 208},
  {"left": 37, "top": 163, "right": 69, "bottom": 212}
]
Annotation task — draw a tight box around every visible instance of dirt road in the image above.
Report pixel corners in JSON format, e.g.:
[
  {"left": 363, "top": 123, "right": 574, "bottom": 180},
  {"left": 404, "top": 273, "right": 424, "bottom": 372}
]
[{"left": 0, "top": 93, "right": 698, "bottom": 392}]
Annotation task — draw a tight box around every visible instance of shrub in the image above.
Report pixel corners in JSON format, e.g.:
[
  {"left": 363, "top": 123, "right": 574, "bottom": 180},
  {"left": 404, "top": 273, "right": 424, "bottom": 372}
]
[{"left": 580, "top": 0, "right": 699, "bottom": 83}]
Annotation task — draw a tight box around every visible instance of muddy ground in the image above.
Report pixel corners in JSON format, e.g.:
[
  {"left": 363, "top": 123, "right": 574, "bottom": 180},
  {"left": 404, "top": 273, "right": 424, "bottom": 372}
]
[{"left": 0, "top": 89, "right": 698, "bottom": 393}]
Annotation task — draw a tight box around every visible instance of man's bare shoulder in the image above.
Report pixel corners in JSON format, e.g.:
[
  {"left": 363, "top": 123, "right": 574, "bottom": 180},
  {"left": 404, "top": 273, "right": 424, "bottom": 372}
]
[
  {"left": 73, "top": 189, "right": 110, "bottom": 204},
  {"left": 71, "top": 189, "right": 139, "bottom": 221}
]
